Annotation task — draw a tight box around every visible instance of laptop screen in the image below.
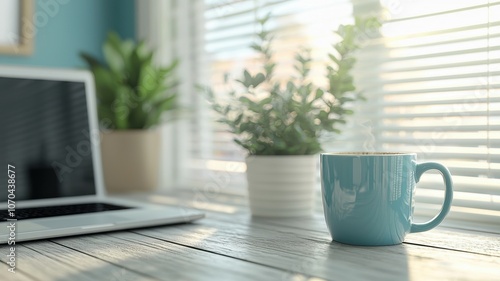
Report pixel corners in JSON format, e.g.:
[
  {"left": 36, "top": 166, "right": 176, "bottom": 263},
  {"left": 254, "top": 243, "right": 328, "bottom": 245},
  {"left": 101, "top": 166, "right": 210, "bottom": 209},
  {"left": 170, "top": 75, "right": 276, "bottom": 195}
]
[{"left": 0, "top": 77, "right": 97, "bottom": 201}]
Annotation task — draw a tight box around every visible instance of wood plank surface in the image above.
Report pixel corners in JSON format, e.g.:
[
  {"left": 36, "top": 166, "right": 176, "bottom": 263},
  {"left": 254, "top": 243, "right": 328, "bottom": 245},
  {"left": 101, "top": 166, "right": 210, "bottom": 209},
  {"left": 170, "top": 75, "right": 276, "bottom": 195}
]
[
  {"left": 0, "top": 254, "right": 35, "bottom": 281},
  {"left": 50, "top": 232, "right": 301, "bottom": 281},
  {"left": 0, "top": 191, "right": 498, "bottom": 281},
  {"left": 140, "top": 193, "right": 500, "bottom": 257},
  {"left": 0, "top": 241, "right": 152, "bottom": 281},
  {"left": 131, "top": 216, "right": 500, "bottom": 281}
]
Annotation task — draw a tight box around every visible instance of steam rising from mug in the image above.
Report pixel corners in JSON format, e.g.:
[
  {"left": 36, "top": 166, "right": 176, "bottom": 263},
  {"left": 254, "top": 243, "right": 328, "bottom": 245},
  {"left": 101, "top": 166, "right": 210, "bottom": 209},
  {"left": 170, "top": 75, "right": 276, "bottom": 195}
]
[{"left": 360, "top": 120, "right": 376, "bottom": 152}]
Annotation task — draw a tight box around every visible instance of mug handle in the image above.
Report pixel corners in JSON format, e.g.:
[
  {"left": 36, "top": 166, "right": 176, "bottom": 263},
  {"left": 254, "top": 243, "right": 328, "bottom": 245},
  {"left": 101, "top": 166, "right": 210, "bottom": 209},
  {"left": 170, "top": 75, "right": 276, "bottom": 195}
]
[{"left": 410, "top": 162, "right": 453, "bottom": 233}]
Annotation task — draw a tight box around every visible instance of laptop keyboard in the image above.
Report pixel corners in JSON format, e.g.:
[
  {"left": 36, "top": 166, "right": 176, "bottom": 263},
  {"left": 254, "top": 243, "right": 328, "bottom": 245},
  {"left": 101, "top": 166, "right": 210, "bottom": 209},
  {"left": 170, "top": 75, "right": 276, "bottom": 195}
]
[{"left": 1, "top": 203, "right": 132, "bottom": 221}]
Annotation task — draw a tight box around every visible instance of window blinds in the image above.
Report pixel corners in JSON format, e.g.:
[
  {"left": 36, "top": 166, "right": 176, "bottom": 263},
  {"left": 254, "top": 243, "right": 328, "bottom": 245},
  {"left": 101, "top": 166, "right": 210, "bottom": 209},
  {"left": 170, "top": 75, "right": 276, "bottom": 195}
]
[
  {"left": 182, "top": 0, "right": 499, "bottom": 232},
  {"left": 348, "top": 0, "right": 500, "bottom": 231}
]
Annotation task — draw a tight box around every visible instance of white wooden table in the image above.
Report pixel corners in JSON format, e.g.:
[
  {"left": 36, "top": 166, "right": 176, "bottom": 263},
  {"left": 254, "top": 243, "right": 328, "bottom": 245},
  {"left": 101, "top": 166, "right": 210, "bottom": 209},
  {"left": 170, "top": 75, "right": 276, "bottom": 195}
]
[{"left": 1, "top": 191, "right": 499, "bottom": 281}]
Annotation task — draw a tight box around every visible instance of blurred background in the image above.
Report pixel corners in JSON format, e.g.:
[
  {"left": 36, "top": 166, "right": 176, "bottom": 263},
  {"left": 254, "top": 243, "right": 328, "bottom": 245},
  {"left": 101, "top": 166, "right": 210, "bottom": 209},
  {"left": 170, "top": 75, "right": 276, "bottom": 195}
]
[{"left": 0, "top": 0, "right": 498, "bottom": 231}]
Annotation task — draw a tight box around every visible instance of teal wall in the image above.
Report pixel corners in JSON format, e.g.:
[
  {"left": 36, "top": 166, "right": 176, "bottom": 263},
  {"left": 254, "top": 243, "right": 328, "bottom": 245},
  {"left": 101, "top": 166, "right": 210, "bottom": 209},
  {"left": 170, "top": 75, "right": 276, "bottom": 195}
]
[{"left": 0, "top": 0, "right": 135, "bottom": 68}]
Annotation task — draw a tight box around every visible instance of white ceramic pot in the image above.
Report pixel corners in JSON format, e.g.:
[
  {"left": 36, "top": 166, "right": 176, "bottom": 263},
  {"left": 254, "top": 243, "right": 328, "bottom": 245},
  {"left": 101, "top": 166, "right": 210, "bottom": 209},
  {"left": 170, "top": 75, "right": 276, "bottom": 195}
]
[
  {"left": 246, "top": 155, "right": 317, "bottom": 217},
  {"left": 100, "top": 130, "right": 160, "bottom": 193}
]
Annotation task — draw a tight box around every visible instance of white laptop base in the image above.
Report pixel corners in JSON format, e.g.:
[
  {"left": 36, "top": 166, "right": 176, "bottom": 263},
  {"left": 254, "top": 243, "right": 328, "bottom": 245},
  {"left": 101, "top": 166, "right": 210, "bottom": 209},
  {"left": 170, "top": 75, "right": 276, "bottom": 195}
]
[
  {"left": 0, "top": 199, "right": 204, "bottom": 244},
  {"left": 1, "top": 197, "right": 204, "bottom": 244}
]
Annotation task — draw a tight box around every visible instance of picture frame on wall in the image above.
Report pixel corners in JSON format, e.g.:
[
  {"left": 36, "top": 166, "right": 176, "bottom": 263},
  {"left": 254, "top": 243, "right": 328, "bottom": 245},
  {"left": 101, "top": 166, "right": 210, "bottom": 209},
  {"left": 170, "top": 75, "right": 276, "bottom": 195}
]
[{"left": 0, "top": 0, "right": 34, "bottom": 55}]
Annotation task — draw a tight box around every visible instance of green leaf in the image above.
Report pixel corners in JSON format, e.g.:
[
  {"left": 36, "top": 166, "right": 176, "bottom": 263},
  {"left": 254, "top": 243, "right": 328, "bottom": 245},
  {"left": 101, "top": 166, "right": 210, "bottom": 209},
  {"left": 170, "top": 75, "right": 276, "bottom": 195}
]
[
  {"left": 135, "top": 40, "right": 151, "bottom": 60},
  {"left": 155, "top": 95, "right": 177, "bottom": 111},
  {"left": 103, "top": 32, "right": 127, "bottom": 74},
  {"left": 315, "top": 89, "right": 324, "bottom": 99},
  {"left": 244, "top": 70, "right": 252, "bottom": 83},
  {"left": 234, "top": 113, "right": 243, "bottom": 125},
  {"left": 257, "top": 13, "right": 271, "bottom": 25},
  {"left": 97, "top": 103, "right": 116, "bottom": 128},
  {"left": 80, "top": 53, "right": 103, "bottom": 69},
  {"left": 252, "top": 73, "right": 266, "bottom": 87},
  {"left": 145, "top": 95, "right": 177, "bottom": 128},
  {"left": 264, "top": 63, "right": 276, "bottom": 78},
  {"left": 113, "top": 86, "right": 132, "bottom": 130},
  {"left": 128, "top": 106, "right": 148, "bottom": 129},
  {"left": 250, "top": 43, "right": 263, "bottom": 52},
  {"left": 328, "top": 53, "right": 339, "bottom": 64},
  {"left": 92, "top": 66, "right": 119, "bottom": 104},
  {"left": 127, "top": 48, "right": 142, "bottom": 87}
]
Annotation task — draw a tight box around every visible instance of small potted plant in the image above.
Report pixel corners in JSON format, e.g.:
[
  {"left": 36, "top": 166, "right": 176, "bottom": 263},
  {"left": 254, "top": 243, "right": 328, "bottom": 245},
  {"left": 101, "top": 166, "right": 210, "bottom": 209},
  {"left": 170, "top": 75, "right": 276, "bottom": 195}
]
[
  {"left": 81, "top": 32, "right": 178, "bottom": 193},
  {"left": 205, "top": 16, "right": 377, "bottom": 217}
]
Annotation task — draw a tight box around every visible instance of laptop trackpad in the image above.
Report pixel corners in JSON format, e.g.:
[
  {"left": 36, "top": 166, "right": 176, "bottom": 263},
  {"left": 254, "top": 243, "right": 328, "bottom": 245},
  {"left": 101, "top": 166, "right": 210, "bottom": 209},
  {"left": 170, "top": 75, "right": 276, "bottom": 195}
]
[
  {"left": 36, "top": 215, "right": 122, "bottom": 229},
  {"left": 17, "top": 221, "right": 50, "bottom": 232}
]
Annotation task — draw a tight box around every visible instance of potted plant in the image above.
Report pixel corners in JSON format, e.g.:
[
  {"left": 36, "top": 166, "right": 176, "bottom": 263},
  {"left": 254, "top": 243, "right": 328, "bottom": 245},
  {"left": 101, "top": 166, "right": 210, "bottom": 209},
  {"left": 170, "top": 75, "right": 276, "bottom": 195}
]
[
  {"left": 205, "top": 16, "right": 377, "bottom": 217},
  {"left": 81, "top": 32, "right": 178, "bottom": 193}
]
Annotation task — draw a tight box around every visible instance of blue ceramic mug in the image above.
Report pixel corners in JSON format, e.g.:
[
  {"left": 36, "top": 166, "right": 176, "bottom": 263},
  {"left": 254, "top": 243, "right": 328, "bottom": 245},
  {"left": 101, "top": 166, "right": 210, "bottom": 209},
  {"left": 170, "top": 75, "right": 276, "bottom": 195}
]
[{"left": 320, "top": 152, "right": 453, "bottom": 246}]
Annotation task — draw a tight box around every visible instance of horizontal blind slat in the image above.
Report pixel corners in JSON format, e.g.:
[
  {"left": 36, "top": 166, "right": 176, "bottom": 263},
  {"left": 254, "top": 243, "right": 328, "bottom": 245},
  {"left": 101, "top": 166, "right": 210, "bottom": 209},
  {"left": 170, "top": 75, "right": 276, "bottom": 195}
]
[
  {"left": 359, "top": 71, "right": 500, "bottom": 87},
  {"left": 377, "top": 125, "right": 500, "bottom": 133},
  {"left": 363, "top": 85, "right": 500, "bottom": 96},
  {"left": 376, "top": 110, "right": 500, "bottom": 119},
  {"left": 370, "top": 58, "right": 500, "bottom": 73},
  {"left": 378, "top": 137, "right": 500, "bottom": 147},
  {"left": 385, "top": 2, "right": 500, "bottom": 24},
  {"left": 358, "top": 45, "right": 500, "bottom": 62},
  {"left": 362, "top": 97, "right": 500, "bottom": 107}
]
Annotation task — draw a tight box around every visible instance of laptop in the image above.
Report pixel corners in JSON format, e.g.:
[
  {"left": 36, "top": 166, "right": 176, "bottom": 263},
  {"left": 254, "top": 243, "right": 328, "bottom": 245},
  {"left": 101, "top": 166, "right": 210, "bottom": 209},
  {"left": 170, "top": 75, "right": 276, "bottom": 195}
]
[{"left": 0, "top": 66, "right": 204, "bottom": 244}]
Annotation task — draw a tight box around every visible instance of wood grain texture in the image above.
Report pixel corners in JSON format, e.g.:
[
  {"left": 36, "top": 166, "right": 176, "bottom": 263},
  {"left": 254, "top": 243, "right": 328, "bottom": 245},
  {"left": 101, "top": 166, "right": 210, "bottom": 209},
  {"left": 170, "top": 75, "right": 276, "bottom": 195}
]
[
  {"left": 138, "top": 193, "right": 500, "bottom": 257},
  {"left": 0, "top": 241, "right": 152, "bottom": 281},
  {"left": 132, "top": 215, "right": 500, "bottom": 281},
  {"left": 1, "top": 192, "right": 498, "bottom": 281},
  {"left": 50, "top": 232, "right": 300, "bottom": 281},
  {"left": 0, "top": 255, "right": 35, "bottom": 281},
  {"left": 245, "top": 214, "right": 500, "bottom": 257}
]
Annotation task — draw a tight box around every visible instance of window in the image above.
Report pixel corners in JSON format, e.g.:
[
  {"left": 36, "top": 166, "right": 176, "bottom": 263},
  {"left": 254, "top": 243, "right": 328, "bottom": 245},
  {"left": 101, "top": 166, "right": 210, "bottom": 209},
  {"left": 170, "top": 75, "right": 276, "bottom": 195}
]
[
  {"left": 351, "top": 0, "right": 500, "bottom": 232},
  {"left": 171, "top": 0, "right": 500, "bottom": 232}
]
